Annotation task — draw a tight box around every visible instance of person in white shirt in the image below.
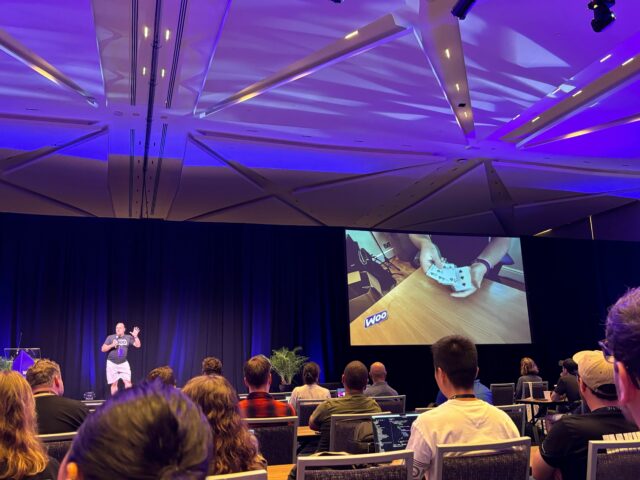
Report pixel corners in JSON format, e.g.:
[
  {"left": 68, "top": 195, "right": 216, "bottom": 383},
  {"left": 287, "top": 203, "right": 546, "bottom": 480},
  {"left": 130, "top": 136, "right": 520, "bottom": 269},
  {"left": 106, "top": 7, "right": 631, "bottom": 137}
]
[
  {"left": 406, "top": 335, "right": 520, "bottom": 480},
  {"left": 289, "top": 362, "right": 330, "bottom": 408}
]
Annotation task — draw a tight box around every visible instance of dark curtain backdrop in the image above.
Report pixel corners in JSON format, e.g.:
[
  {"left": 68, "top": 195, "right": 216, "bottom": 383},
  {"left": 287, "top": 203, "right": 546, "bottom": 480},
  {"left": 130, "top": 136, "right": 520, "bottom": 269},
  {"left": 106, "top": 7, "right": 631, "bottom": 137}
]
[{"left": 1, "top": 213, "right": 640, "bottom": 408}]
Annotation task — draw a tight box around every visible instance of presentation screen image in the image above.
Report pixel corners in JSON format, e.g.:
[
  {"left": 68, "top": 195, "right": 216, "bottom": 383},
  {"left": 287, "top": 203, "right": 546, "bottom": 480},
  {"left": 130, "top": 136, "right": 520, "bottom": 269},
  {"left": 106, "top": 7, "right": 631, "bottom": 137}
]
[{"left": 346, "top": 230, "right": 531, "bottom": 346}]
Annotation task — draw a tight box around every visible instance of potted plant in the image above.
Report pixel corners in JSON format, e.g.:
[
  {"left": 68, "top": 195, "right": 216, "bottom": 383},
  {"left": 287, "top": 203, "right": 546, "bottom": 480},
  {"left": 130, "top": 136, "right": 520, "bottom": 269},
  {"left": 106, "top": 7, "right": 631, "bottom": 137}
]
[{"left": 269, "top": 347, "right": 308, "bottom": 392}]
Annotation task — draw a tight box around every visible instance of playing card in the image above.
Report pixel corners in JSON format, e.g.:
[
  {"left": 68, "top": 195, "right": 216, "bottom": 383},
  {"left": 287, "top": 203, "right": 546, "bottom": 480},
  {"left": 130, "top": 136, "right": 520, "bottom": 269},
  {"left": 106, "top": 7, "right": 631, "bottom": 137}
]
[{"left": 452, "top": 266, "right": 473, "bottom": 292}]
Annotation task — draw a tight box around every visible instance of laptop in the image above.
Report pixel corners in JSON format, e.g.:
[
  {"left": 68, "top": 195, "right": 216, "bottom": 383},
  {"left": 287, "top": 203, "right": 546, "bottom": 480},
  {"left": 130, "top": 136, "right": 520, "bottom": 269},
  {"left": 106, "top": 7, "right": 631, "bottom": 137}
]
[
  {"left": 524, "top": 382, "right": 545, "bottom": 399},
  {"left": 371, "top": 413, "right": 419, "bottom": 452}
]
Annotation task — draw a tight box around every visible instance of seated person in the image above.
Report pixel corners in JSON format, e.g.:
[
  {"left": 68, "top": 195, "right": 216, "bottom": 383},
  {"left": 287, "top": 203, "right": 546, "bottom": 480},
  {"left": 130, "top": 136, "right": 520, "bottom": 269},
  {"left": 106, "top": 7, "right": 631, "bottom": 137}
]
[
  {"left": 146, "top": 365, "right": 177, "bottom": 387},
  {"left": 407, "top": 335, "right": 520, "bottom": 479},
  {"left": 202, "top": 356, "right": 223, "bottom": 376},
  {"left": 364, "top": 362, "right": 399, "bottom": 397},
  {"left": 58, "top": 381, "right": 212, "bottom": 480},
  {"left": 0, "top": 371, "right": 59, "bottom": 479},
  {"left": 309, "top": 360, "right": 382, "bottom": 452},
  {"left": 552, "top": 358, "right": 581, "bottom": 411},
  {"left": 289, "top": 361, "right": 330, "bottom": 408},
  {"left": 183, "top": 374, "right": 266, "bottom": 475},
  {"left": 435, "top": 378, "right": 493, "bottom": 405},
  {"left": 238, "top": 355, "right": 296, "bottom": 418},
  {"left": 515, "top": 357, "right": 543, "bottom": 399},
  {"left": 26, "top": 359, "right": 89, "bottom": 434},
  {"left": 531, "top": 350, "right": 638, "bottom": 480}
]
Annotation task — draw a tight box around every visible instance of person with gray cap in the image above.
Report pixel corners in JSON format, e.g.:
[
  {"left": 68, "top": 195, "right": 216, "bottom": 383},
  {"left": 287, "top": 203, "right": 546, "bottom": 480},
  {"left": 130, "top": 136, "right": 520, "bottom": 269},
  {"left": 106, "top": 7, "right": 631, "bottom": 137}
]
[{"left": 531, "top": 350, "right": 637, "bottom": 480}]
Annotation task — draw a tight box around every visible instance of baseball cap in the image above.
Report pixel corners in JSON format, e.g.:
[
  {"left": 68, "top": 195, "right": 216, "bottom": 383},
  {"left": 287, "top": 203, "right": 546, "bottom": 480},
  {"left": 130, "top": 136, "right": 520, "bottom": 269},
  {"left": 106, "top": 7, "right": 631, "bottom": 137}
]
[{"left": 573, "top": 350, "right": 616, "bottom": 395}]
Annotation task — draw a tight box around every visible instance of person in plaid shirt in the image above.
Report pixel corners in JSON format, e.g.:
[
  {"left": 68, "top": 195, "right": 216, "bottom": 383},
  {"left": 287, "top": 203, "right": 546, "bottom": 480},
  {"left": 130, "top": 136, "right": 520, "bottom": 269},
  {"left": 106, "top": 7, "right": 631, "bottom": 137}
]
[{"left": 239, "top": 355, "right": 296, "bottom": 418}]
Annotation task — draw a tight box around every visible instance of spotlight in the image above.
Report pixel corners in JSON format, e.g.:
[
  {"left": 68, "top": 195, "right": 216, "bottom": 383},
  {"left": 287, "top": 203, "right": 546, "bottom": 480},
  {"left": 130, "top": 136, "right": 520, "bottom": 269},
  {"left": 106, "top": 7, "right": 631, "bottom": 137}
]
[
  {"left": 451, "top": 0, "right": 477, "bottom": 19},
  {"left": 588, "top": 1, "right": 616, "bottom": 32}
]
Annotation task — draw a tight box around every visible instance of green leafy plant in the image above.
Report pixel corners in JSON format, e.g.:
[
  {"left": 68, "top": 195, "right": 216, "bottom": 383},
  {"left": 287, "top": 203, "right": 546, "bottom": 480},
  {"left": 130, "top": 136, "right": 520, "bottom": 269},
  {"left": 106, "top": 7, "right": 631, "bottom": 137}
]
[
  {"left": 0, "top": 357, "right": 13, "bottom": 371},
  {"left": 269, "top": 347, "right": 308, "bottom": 385}
]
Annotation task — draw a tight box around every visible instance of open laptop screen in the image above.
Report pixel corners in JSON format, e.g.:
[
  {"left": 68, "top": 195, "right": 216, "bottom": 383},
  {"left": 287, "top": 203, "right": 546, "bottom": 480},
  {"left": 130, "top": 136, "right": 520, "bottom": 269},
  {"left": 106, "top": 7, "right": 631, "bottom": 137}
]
[{"left": 372, "top": 413, "right": 419, "bottom": 452}]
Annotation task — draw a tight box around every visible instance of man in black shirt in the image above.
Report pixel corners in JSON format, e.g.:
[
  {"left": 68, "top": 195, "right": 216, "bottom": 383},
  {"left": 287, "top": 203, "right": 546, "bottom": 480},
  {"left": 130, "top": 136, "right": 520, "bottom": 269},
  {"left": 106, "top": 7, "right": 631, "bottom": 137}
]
[
  {"left": 552, "top": 358, "right": 580, "bottom": 411},
  {"left": 531, "top": 350, "right": 637, "bottom": 480},
  {"left": 26, "top": 359, "right": 89, "bottom": 434}
]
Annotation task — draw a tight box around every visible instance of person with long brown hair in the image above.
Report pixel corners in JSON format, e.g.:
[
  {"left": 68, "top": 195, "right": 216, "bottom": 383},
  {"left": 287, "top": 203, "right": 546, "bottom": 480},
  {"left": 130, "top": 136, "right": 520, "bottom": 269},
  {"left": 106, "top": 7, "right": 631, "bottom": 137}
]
[
  {"left": 515, "top": 356, "right": 542, "bottom": 399},
  {"left": 0, "top": 371, "right": 59, "bottom": 479},
  {"left": 183, "top": 375, "right": 266, "bottom": 475}
]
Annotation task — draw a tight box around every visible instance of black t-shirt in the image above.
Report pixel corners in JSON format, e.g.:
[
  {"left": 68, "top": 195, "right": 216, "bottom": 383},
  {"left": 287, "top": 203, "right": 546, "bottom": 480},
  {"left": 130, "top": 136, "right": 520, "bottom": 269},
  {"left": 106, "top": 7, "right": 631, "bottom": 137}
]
[
  {"left": 104, "top": 334, "right": 134, "bottom": 364},
  {"left": 540, "top": 407, "right": 638, "bottom": 480},
  {"left": 35, "top": 394, "right": 89, "bottom": 434},
  {"left": 554, "top": 374, "right": 580, "bottom": 402}
]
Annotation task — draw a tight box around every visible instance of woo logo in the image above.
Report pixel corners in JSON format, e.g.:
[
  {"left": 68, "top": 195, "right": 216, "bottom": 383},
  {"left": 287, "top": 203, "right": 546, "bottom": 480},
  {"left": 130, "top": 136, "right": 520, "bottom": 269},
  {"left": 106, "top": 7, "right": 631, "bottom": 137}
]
[{"left": 364, "top": 310, "right": 388, "bottom": 328}]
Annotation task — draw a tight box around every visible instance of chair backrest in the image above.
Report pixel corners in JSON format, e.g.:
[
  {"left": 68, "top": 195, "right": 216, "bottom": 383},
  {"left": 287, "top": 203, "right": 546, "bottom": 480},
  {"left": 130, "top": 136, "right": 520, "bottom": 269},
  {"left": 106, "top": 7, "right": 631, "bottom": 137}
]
[
  {"left": 81, "top": 399, "right": 105, "bottom": 413},
  {"left": 431, "top": 437, "right": 531, "bottom": 480},
  {"left": 329, "top": 412, "right": 389, "bottom": 454},
  {"left": 39, "top": 432, "right": 78, "bottom": 462},
  {"left": 414, "top": 407, "right": 435, "bottom": 414},
  {"left": 495, "top": 404, "right": 526, "bottom": 436},
  {"left": 243, "top": 416, "right": 298, "bottom": 465},
  {"left": 206, "top": 470, "right": 268, "bottom": 480},
  {"left": 587, "top": 439, "right": 640, "bottom": 480},
  {"left": 270, "top": 392, "right": 289, "bottom": 401},
  {"left": 296, "top": 449, "right": 413, "bottom": 480},
  {"left": 297, "top": 399, "right": 324, "bottom": 427},
  {"left": 372, "top": 395, "right": 406, "bottom": 414},
  {"left": 490, "top": 383, "right": 515, "bottom": 406}
]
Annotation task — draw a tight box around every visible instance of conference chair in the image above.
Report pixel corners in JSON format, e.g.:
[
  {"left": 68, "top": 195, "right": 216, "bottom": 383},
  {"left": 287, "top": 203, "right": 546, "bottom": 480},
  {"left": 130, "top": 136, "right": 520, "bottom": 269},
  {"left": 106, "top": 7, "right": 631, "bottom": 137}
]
[
  {"left": 496, "top": 404, "right": 526, "bottom": 436},
  {"left": 81, "top": 399, "right": 105, "bottom": 413},
  {"left": 206, "top": 470, "right": 268, "bottom": 480},
  {"left": 297, "top": 399, "right": 324, "bottom": 427},
  {"left": 586, "top": 438, "right": 640, "bottom": 480},
  {"left": 372, "top": 395, "right": 406, "bottom": 414},
  {"left": 39, "top": 432, "right": 78, "bottom": 462},
  {"left": 296, "top": 449, "right": 413, "bottom": 480},
  {"left": 414, "top": 407, "right": 435, "bottom": 414},
  {"left": 270, "top": 392, "right": 289, "bottom": 401},
  {"left": 490, "top": 383, "right": 515, "bottom": 406},
  {"left": 328, "top": 412, "right": 389, "bottom": 454},
  {"left": 244, "top": 416, "right": 298, "bottom": 466},
  {"left": 431, "top": 437, "right": 531, "bottom": 480}
]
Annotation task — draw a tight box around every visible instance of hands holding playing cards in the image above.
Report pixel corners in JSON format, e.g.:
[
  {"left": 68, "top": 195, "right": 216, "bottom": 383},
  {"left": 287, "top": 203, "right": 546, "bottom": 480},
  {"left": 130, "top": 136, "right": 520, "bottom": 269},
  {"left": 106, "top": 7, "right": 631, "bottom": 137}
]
[{"left": 450, "top": 261, "right": 488, "bottom": 298}]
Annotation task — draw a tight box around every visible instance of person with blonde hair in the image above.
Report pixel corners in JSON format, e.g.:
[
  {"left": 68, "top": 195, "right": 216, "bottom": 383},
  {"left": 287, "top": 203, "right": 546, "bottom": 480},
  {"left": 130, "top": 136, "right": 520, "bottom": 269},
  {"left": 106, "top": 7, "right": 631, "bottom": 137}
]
[
  {"left": 515, "top": 356, "right": 542, "bottom": 399},
  {"left": 183, "top": 375, "right": 266, "bottom": 475},
  {"left": 0, "top": 371, "right": 59, "bottom": 479}
]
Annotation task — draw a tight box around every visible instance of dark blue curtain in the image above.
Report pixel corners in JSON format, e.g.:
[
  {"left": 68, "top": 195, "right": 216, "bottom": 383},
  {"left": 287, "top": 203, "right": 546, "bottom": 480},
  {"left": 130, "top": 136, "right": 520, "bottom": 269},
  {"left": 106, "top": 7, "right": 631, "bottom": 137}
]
[{"left": 0, "top": 214, "right": 347, "bottom": 399}]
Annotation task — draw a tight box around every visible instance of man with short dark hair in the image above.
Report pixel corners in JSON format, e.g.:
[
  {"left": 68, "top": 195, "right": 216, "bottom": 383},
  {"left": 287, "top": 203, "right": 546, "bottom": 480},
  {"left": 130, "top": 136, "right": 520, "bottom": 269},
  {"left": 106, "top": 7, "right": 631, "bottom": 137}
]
[
  {"left": 551, "top": 358, "right": 580, "bottom": 408},
  {"left": 101, "top": 322, "right": 141, "bottom": 395},
  {"left": 407, "top": 335, "right": 519, "bottom": 479},
  {"left": 605, "top": 287, "right": 640, "bottom": 426},
  {"left": 26, "top": 359, "right": 89, "bottom": 434},
  {"left": 146, "top": 365, "right": 176, "bottom": 387},
  {"left": 238, "top": 355, "right": 295, "bottom": 418},
  {"left": 364, "top": 362, "right": 398, "bottom": 397},
  {"left": 202, "top": 356, "right": 223, "bottom": 376},
  {"left": 309, "top": 360, "right": 382, "bottom": 452},
  {"left": 531, "top": 350, "right": 637, "bottom": 480}
]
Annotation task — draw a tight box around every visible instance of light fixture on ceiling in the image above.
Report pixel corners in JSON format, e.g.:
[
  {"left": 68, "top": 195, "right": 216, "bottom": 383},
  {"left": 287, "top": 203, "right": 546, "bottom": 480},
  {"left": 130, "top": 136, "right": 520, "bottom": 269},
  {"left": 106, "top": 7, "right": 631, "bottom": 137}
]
[
  {"left": 588, "top": 1, "right": 616, "bottom": 32},
  {"left": 444, "top": 48, "right": 451, "bottom": 59},
  {"left": 600, "top": 53, "right": 612, "bottom": 62},
  {"left": 144, "top": 26, "right": 150, "bottom": 39},
  {"left": 622, "top": 57, "right": 634, "bottom": 66},
  {"left": 344, "top": 30, "right": 359, "bottom": 40},
  {"left": 165, "top": 29, "right": 171, "bottom": 41},
  {"left": 572, "top": 90, "right": 583, "bottom": 97},
  {"left": 451, "top": 0, "right": 477, "bottom": 19},
  {"left": 532, "top": 116, "right": 541, "bottom": 123}
]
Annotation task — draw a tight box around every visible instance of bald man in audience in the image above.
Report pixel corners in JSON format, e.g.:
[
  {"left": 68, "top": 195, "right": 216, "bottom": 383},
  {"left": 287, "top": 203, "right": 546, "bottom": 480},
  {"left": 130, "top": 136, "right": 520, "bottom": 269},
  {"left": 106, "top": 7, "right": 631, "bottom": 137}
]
[{"left": 364, "top": 362, "right": 398, "bottom": 397}]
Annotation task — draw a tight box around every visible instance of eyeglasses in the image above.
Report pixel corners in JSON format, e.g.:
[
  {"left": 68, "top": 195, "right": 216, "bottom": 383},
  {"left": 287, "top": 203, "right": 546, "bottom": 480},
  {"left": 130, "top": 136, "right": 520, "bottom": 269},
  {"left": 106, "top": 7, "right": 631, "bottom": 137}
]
[{"left": 600, "top": 338, "right": 640, "bottom": 389}]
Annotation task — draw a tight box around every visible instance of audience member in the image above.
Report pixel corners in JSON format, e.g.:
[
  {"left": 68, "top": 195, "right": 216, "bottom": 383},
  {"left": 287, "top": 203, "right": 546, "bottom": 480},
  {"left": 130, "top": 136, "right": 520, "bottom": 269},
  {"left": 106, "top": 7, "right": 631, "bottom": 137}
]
[
  {"left": 435, "top": 378, "right": 493, "bottom": 405},
  {"left": 183, "top": 375, "right": 266, "bottom": 475},
  {"left": 364, "top": 362, "right": 399, "bottom": 397},
  {"left": 26, "top": 359, "right": 89, "bottom": 434},
  {"left": 239, "top": 355, "right": 296, "bottom": 418},
  {"left": 202, "top": 356, "right": 223, "bottom": 376},
  {"left": 146, "top": 365, "right": 177, "bottom": 387},
  {"left": 0, "top": 371, "right": 59, "bottom": 479},
  {"left": 289, "top": 362, "right": 330, "bottom": 407},
  {"left": 407, "top": 335, "right": 519, "bottom": 480},
  {"left": 59, "top": 381, "right": 212, "bottom": 480},
  {"left": 605, "top": 287, "right": 640, "bottom": 426},
  {"left": 532, "top": 350, "right": 637, "bottom": 480},
  {"left": 551, "top": 358, "right": 581, "bottom": 411},
  {"left": 515, "top": 357, "right": 543, "bottom": 399},
  {"left": 309, "top": 360, "right": 382, "bottom": 452}
]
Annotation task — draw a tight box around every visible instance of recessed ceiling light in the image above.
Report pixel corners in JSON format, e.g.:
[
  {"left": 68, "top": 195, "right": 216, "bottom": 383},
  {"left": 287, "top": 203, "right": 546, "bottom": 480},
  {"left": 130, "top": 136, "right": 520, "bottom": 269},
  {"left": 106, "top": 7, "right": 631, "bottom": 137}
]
[
  {"left": 463, "top": 111, "right": 469, "bottom": 118},
  {"left": 622, "top": 57, "right": 634, "bottom": 66},
  {"left": 165, "top": 29, "right": 170, "bottom": 41},
  {"left": 143, "top": 26, "right": 149, "bottom": 39},
  {"left": 142, "top": 66, "right": 147, "bottom": 76},
  {"left": 344, "top": 30, "right": 359, "bottom": 40},
  {"left": 455, "top": 83, "right": 460, "bottom": 92},
  {"left": 572, "top": 90, "right": 583, "bottom": 97},
  {"left": 161, "top": 68, "right": 166, "bottom": 78},
  {"left": 513, "top": 114, "right": 520, "bottom": 120},
  {"left": 600, "top": 53, "right": 612, "bottom": 62},
  {"left": 445, "top": 49, "right": 451, "bottom": 59},
  {"left": 532, "top": 116, "right": 541, "bottom": 123}
]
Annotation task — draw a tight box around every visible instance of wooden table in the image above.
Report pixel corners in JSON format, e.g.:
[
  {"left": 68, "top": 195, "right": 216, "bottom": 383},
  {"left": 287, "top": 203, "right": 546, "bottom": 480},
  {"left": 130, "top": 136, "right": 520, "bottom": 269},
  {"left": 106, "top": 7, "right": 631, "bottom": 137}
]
[
  {"left": 297, "top": 426, "right": 319, "bottom": 438},
  {"left": 350, "top": 269, "right": 530, "bottom": 345}
]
